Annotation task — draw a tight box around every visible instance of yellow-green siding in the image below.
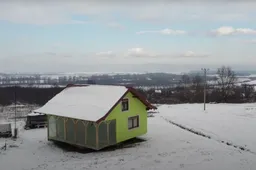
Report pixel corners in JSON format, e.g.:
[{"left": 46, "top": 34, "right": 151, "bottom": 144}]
[{"left": 106, "top": 92, "right": 147, "bottom": 143}]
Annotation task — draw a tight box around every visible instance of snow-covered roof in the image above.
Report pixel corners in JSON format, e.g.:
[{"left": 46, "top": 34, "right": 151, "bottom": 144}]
[{"left": 34, "top": 85, "right": 128, "bottom": 121}]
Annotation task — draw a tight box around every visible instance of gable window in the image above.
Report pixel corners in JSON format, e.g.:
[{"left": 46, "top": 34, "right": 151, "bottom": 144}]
[
  {"left": 121, "top": 98, "right": 129, "bottom": 111},
  {"left": 128, "top": 116, "right": 139, "bottom": 130}
]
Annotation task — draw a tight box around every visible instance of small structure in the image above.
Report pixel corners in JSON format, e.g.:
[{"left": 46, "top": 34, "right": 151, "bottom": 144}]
[
  {"left": 0, "top": 123, "right": 12, "bottom": 138},
  {"left": 34, "top": 84, "right": 156, "bottom": 150},
  {"left": 24, "top": 112, "right": 47, "bottom": 129}
]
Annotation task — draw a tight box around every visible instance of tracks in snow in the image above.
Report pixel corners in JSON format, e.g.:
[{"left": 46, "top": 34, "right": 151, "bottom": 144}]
[{"left": 161, "top": 116, "right": 256, "bottom": 155}]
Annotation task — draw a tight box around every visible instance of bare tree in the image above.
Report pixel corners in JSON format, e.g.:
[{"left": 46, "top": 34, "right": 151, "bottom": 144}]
[
  {"left": 192, "top": 74, "right": 203, "bottom": 91},
  {"left": 180, "top": 74, "right": 191, "bottom": 88},
  {"left": 216, "top": 66, "right": 237, "bottom": 102},
  {"left": 242, "top": 84, "right": 255, "bottom": 101}
]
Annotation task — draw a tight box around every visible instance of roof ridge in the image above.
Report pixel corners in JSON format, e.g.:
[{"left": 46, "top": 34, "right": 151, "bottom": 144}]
[{"left": 66, "top": 84, "right": 127, "bottom": 88}]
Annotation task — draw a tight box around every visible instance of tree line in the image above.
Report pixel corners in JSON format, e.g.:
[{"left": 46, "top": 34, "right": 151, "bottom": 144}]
[
  {"left": 138, "top": 66, "right": 256, "bottom": 104},
  {"left": 0, "top": 66, "right": 255, "bottom": 106},
  {"left": 0, "top": 87, "right": 64, "bottom": 106}
]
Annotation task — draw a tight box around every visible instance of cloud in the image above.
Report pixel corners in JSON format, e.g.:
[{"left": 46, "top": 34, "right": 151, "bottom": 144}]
[
  {"left": 125, "top": 48, "right": 158, "bottom": 58},
  {"left": 95, "top": 48, "right": 209, "bottom": 60},
  {"left": 0, "top": 1, "right": 255, "bottom": 25},
  {"left": 131, "top": 2, "right": 256, "bottom": 23},
  {"left": 180, "top": 51, "right": 210, "bottom": 58},
  {"left": 136, "top": 29, "right": 186, "bottom": 35},
  {"left": 0, "top": 1, "right": 97, "bottom": 25},
  {"left": 211, "top": 26, "right": 256, "bottom": 36}
]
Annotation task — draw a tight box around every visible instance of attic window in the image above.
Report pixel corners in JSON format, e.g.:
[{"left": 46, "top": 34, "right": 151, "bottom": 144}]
[{"left": 121, "top": 98, "right": 129, "bottom": 111}]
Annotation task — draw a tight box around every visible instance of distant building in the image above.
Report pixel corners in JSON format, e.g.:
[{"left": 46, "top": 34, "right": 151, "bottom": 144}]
[{"left": 34, "top": 84, "right": 156, "bottom": 150}]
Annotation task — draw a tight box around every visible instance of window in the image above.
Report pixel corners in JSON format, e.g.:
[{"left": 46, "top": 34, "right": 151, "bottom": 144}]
[
  {"left": 128, "top": 116, "right": 139, "bottom": 129},
  {"left": 121, "top": 98, "right": 129, "bottom": 111}
]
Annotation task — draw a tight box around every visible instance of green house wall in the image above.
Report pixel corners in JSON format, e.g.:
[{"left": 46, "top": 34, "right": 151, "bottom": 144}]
[{"left": 105, "top": 92, "right": 147, "bottom": 143}]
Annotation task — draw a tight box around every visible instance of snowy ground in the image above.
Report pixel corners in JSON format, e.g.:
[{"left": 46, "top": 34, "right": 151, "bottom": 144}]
[
  {"left": 159, "top": 103, "right": 256, "bottom": 153},
  {"left": 1, "top": 104, "right": 256, "bottom": 170}
]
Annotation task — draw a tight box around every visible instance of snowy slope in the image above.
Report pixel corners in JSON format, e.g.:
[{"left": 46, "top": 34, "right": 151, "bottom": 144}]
[
  {"left": 159, "top": 103, "right": 256, "bottom": 153},
  {"left": 1, "top": 111, "right": 256, "bottom": 170}
]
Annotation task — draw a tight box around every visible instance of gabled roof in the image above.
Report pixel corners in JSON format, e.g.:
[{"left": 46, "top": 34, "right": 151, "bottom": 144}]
[{"left": 34, "top": 84, "right": 156, "bottom": 122}]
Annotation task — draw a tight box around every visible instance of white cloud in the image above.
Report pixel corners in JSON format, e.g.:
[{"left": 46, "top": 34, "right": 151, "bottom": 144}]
[
  {"left": 0, "top": 1, "right": 255, "bottom": 25},
  {"left": 94, "top": 48, "right": 209, "bottom": 60},
  {"left": 130, "top": 2, "right": 256, "bottom": 23},
  {"left": 125, "top": 48, "right": 158, "bottom": 58},
  {"left": 180, "top": 51, "right": 210, "bottom": 58},
  {"left": 0, "top": 2, "right": 101, "bottom": 25},
  {"left": 211, "top": 26, "right": 256, "bottom": 36},
  {"left": 136, "top": 29, "right": 186, "bottom": 35}
]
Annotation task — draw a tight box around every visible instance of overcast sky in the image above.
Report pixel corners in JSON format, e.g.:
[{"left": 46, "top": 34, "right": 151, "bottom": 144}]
[{"left": 0, "top": 1, "right": 256, "bottom": 73}]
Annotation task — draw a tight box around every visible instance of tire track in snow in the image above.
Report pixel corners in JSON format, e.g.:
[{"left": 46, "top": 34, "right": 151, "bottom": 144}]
[{"left": 161, "top": 116, "right": 256, "bottom": 155}]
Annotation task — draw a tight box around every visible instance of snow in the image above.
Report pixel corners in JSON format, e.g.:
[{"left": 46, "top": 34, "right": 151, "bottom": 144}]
[
  {"left": 243, "top": 80, "right": 256, "bottom": 85},
  {"left": 236, "top": 77, "right": 251, "bottom": 83},
  {"left": 158, "top": 103, "right": 256, "bottom": 153},
  {"left": 208, "top": 77, "right": 253, "bottom": 86},
  {"left": 34, "top": 85, "right": 128, "bottom": 121},
  {"left": 2, "top": 103, "right": 256, "bottom": 169},
  {"left": 1, "top": 111, "right": 256, "bottom": 170},
  {"left": 27, "top": 112, "right": 45, "bottom": 116},
  {"left": 155, "top": 89, "right": 162, "bottom": 93}
]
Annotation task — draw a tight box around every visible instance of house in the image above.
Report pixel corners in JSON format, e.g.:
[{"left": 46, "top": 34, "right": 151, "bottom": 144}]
[{"left": 34, "top": 84, "right": 156, "bottom": 150}]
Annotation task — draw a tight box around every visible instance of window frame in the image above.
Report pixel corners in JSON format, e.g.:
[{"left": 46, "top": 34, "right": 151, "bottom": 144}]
[
  {"left": 128, "top": 115, "right": 139, "bottom": 130},
  {"left": 121, "top": 98, "right": 129, "bottom": 112}
]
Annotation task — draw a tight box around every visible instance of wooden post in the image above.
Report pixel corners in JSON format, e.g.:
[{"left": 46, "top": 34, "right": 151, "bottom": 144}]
[
  {"left": 95, "top": 123, "right": 99, "bottom": 149},
  {"left": 56, "top": 117, "right": 59, "bottom": 137},
  {"left": 64, "top": 118, "right": 68, "bottom": 140},
  {"left": 73, "top": 119, "right": 78, "bottom": 143},
  {"left": 107, "top": 121, "right": 110, "bottom": 145},
  {"left": 47, "top": 116, "right": 49, "bottom": 140},
  {"left": 82, "top": 121, "right": 88, "bottom": 145}
]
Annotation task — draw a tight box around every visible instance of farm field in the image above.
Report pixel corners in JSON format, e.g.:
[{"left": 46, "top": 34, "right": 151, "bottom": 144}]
[
  {"left": 159, "top": 103, "right": 256, "bottom": 153},
  {"left": 1, "top": 103, "right": 256, "bottom": 170}
]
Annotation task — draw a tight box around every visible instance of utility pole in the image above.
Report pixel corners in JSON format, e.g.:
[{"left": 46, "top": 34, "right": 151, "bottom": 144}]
[
  {"left": 14, "top": 84, "right": 18, "bottom": 138},
  {"left": 201, "top": 68, "right": 209, "bottom": 111}
]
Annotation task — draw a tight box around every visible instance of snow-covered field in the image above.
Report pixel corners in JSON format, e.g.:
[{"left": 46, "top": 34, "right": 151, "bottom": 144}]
[
  {"left": 1, "top": 104, "right": 256, "bottom": 170},
  {"left": 159, "top": 104, "right": 256, "bottom": 153}
]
